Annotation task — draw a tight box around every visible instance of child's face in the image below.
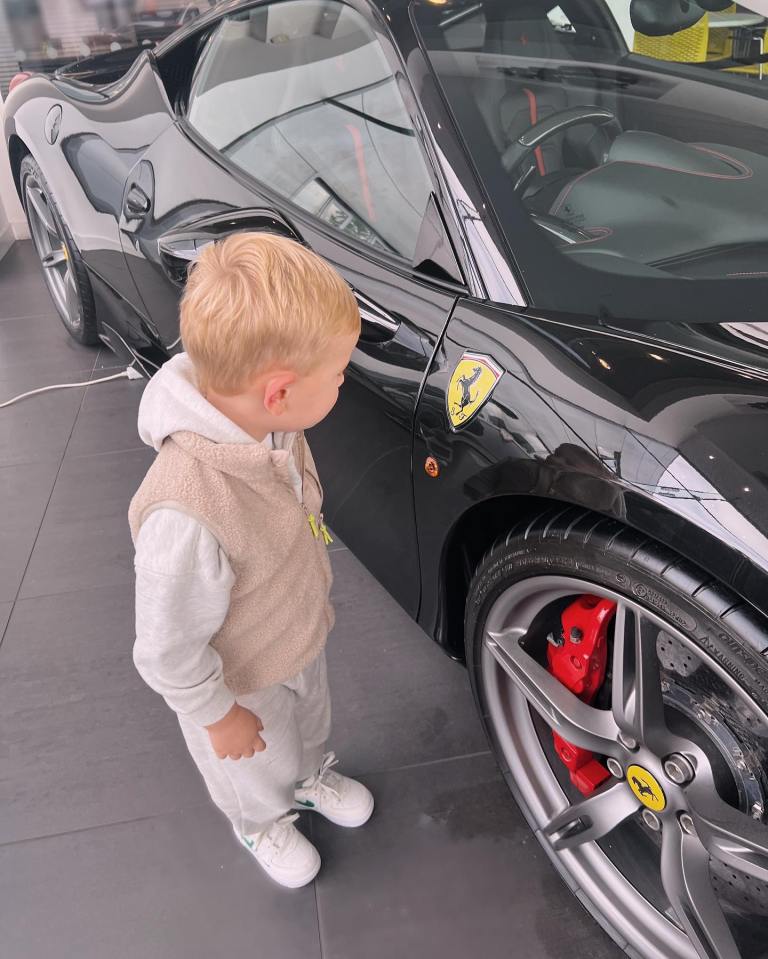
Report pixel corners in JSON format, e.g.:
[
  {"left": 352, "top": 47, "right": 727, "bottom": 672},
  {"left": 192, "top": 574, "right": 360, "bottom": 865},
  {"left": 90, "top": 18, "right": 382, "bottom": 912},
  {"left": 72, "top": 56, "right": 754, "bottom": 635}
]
[{"left": 271, "top": 332, "right": 358, "bottom": 432}]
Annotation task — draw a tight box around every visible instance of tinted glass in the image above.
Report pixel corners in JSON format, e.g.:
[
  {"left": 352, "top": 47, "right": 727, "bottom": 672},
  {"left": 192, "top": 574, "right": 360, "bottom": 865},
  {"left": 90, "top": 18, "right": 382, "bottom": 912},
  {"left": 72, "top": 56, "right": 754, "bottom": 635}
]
[
  {"left": 414, "top": 0, "right": 768, "bottom": 323},
  {"left": 188, "top": 1, "right": 433, "bottom": 260}
]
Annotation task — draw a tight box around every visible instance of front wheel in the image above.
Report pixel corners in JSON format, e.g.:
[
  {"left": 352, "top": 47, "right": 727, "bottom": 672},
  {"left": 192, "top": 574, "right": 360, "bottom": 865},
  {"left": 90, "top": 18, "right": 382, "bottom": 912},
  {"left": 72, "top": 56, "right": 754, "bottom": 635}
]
[{"left": 465, "top": 508, "right": 768, "bottom": 959}]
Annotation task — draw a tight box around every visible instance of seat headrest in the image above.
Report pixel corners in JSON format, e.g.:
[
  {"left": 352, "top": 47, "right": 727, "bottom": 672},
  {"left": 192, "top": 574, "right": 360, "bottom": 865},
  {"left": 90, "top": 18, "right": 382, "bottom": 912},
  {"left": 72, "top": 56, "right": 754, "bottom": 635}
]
[
  {"left": 630, "top": 0, "right": 707, "bottom": 37},
  {"left": 695, "top": 0, "right": 736, "bottom": 10}
]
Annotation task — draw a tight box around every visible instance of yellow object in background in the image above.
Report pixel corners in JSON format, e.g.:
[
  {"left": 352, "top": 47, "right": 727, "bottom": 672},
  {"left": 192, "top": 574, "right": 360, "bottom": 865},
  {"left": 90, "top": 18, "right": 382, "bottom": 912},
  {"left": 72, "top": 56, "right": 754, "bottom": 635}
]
[
  {"left": 632, "top": 4, "right": 766, "bottom": 78},
  {"left": 633, "top": 13, "right": 710, "bottom": 63}
]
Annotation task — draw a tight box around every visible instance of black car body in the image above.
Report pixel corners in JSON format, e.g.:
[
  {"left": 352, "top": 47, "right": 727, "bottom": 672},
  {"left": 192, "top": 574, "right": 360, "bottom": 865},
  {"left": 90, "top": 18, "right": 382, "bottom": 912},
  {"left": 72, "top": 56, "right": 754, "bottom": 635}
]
[{"left": 6, "top": 2, "right": 768, "bottom": 957}]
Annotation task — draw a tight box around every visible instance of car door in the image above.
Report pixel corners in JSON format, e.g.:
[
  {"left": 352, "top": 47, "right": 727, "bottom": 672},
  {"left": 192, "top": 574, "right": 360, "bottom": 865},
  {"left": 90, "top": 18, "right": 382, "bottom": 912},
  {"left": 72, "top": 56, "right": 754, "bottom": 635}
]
[{"left": 118, "top": 0, "right": 467, "bottom": 616}]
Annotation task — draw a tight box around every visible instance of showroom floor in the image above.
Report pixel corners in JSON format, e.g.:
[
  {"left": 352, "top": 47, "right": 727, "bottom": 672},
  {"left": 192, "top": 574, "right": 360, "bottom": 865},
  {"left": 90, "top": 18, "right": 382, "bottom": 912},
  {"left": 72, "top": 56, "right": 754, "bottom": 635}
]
[{"left": 0, "top": 241, "right": 622, "bottom": 959}]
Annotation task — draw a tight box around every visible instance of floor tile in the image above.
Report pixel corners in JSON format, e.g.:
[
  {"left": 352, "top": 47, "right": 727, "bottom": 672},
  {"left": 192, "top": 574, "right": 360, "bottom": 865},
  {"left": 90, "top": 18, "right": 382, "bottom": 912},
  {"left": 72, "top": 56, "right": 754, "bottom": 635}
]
[
  {"left": 0, "top": 601, "right": 11, "bottom": 639},
  {"left": 0, "top": 312, "right": 99, "bottom": 377},
  {"left": 0, "top": 238, "right": 42, "bottom": 280},
  {"left": 312, "top": 754, "right": 621, "bottom": 959},
  {"left": 0, "top": 584, "right": 209, "bottom": 843},
  {"left": 0, "top": 268, "right": 69, "bottom": 322},
  {"left": 0, "top": 460, "right": 59, "bottom": 602},
  {"left": 93, "top": 346, "right": 129, "bottom": 371},
  {"left": 19, "top": 447, "right": 154, "bottom": 599},
  {"left": 66, "top": 375, "right": 146, "bottom": 458},
  {"left": 0, "top": 805, "right": 322, "bottom": 959},
  {"left": 0, "top": 366, "right": 87, "bottom": 467},
  {"left": 327, "top": 549, "right": 488, "bottom": 776}
]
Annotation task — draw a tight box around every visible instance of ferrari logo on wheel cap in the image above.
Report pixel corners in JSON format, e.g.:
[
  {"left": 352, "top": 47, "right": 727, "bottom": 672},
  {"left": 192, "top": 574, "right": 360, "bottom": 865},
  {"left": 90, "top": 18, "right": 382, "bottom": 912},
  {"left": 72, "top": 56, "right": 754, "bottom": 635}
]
[
  {"left": 627, "top": 765, "right": 666, "bottom": 812},
  {"left": 447, "top": 352, "right": 503, "bottom": 430}
]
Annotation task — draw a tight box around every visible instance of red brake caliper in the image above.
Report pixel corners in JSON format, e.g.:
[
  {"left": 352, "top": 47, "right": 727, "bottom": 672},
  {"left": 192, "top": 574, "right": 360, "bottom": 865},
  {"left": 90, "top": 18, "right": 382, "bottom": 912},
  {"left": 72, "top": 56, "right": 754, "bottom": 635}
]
[{"left": 546, "top": 595, "right": 617, "bottom": 795}]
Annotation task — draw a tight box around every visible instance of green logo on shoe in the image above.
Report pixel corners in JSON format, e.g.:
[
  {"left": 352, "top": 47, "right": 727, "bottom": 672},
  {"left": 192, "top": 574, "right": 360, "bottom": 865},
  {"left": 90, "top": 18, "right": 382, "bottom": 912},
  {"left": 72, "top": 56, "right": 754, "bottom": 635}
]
[
  {"left": 243, "top": 836, "right": 255, "bottom": 849},
  {"left": 296, "top": 799, "right": 315, "bottom": 808}
]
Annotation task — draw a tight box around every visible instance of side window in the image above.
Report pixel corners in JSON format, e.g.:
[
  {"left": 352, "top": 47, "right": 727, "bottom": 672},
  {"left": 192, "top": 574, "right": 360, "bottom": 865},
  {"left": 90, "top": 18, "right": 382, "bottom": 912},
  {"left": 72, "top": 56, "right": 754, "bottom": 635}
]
[
  {"left": 186, "top": 1, "right": 434, "bottom": 261},
  {"left": 443, "top": 8, "right": 487, "bottom": 50}
]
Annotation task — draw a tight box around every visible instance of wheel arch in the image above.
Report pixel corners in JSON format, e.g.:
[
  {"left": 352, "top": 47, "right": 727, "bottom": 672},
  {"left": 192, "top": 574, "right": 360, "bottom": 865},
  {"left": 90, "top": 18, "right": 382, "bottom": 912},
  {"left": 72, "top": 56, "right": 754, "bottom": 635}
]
[
  {"left": 8, "top": 134, "right": 31, "bottom": 203},
  {"left": 432, "top": 491, "right": 768, "bottom": 662}
]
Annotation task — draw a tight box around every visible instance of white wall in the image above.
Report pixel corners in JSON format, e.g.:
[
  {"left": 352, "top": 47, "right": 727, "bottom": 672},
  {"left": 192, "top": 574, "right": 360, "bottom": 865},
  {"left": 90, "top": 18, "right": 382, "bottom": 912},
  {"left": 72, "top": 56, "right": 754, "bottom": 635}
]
[
  {"left": 0, "top": 90, "right": 30, "bottom": 261},
  {"left": 604, "top": 0, "right": 635, "bottom": 47}
]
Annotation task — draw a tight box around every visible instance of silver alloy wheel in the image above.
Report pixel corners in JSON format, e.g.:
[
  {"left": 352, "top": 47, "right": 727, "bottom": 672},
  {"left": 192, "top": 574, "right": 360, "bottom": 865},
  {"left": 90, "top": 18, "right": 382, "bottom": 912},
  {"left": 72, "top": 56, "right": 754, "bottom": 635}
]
[
  {"left": 24, "top": 174, "right": 79, "bottom": 329},
  {"left": 482, "top": 576, "right": 768, "bottom": 959}
]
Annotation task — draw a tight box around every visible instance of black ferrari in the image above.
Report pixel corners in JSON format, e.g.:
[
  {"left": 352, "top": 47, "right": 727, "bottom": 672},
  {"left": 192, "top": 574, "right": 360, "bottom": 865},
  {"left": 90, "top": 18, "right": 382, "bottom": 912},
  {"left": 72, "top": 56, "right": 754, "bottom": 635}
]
[{"left": 6, "top": 1, "right": 768, "bottom": 956}]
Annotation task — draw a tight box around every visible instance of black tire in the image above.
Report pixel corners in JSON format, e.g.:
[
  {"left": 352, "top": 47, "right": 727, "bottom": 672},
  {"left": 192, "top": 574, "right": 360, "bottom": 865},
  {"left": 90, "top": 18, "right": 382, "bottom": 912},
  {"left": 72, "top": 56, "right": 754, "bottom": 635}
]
[
  {"left": 20, "top": 153, "right": 99, "bottom": 345},
  {"left": 465, "top": 506, "right": 768, "bottom": 959}
]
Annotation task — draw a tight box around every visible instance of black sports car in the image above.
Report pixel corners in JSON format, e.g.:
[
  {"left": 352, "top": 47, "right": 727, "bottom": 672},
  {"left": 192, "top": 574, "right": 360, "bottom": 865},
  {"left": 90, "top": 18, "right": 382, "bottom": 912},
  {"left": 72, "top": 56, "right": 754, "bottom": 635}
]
[{"left": 6, "top": 1, "right": 768, "bottom": 956}]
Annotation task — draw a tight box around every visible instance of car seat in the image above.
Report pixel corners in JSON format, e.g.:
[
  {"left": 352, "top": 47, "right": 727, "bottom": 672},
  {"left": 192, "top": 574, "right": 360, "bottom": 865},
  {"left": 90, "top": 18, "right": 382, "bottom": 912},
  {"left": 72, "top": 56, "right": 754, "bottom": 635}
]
[{"left": 467, "top": 1, "right": 621, "bottom": 212}]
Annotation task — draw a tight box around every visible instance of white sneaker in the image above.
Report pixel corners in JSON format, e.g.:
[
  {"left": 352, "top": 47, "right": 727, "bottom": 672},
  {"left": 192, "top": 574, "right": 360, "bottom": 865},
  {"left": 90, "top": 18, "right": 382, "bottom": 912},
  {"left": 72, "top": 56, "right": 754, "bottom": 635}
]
[
  {"left": 293, "top": 752, "right": 374, "bottom": 828},
  {"left": 234, "top": 814, "right": 320, "bottom": 888}
]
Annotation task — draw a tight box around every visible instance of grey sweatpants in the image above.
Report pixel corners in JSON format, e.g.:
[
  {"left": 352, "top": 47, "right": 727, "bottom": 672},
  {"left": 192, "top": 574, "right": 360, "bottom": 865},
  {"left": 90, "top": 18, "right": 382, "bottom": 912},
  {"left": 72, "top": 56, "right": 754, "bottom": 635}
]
[{"left": 178, "top": 652, "right": 331, "bottom": 835}]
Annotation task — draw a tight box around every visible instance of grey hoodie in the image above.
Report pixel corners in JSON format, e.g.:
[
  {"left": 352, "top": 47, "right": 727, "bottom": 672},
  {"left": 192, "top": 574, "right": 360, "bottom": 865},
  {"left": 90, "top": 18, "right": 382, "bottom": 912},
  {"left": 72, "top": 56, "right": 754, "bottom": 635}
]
[{"left": 132, "top": 354, "right": 301, "bottom": 727}]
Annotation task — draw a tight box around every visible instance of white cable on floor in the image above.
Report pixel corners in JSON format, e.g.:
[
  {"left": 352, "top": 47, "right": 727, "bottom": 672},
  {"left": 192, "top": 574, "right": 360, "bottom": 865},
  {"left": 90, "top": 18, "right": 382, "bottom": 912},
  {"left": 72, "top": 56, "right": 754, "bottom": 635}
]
[{"left": 0, "top": 365, "right": 144, "bottom": 410}]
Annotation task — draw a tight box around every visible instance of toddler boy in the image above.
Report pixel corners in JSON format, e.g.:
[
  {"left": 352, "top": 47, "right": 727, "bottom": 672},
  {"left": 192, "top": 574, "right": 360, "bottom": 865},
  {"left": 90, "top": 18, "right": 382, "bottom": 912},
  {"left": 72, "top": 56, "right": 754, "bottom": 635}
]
[{"left": 130, "top": 233, "right": 370, "bottom": 888}]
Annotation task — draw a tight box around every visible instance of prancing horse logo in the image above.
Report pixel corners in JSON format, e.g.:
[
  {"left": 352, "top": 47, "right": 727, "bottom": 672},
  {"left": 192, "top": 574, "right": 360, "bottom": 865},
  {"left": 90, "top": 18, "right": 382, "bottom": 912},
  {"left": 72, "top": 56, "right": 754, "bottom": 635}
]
[
  {"left": 455, "top": 365, "right": 483, "bottom": 416},
  {"left": 447, "top": 353, "right": 503, "bottom": 430},
  {"left": 631, "top": 775, "right": 656, "bottom": 800},
  {"left": 627, "top": 764, "right": 666, "bottom": 812}
]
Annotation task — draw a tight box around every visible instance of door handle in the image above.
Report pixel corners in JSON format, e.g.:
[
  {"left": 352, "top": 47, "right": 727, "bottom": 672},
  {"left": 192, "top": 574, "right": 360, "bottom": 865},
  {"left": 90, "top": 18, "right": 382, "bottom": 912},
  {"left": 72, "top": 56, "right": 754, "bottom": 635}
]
[
  {"left": 124, "top": 183, "right": 151, "bottom": 219},
  {"left": 158, "top": 237, "right": 211, "bottom": 262},
  {"left": 354, "top": 291, "right": 400, "bottom": 343},
  {"left": 156, "top": 236, "right": 215, "bottom": 286},
  {"left": 156, "top": 208, "right": 299, "bottom": 285}
]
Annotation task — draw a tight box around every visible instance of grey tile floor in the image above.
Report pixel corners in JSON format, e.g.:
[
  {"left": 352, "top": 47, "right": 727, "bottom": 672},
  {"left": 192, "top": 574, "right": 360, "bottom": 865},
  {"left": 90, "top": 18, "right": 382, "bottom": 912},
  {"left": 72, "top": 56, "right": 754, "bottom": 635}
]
[{"left": 0, "top": 241, "right": 622, "bottom": 958}]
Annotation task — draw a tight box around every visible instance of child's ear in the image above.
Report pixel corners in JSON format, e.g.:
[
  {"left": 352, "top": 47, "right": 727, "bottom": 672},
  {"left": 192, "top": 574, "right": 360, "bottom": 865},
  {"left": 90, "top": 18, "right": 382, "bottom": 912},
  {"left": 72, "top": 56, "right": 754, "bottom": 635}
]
[{"left": 263, "top": 371, "right": 297, "bottom": 415}]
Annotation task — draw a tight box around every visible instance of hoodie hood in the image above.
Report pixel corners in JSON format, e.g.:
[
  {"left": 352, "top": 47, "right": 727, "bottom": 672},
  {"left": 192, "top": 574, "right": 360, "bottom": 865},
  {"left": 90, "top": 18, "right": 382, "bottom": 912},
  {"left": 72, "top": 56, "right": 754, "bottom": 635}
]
[
  {"left": 138, "top": 354, "right": 257, "bottom": 451},
  {"left": 137, "top": 354, "right": 302, "bottom": 499}
]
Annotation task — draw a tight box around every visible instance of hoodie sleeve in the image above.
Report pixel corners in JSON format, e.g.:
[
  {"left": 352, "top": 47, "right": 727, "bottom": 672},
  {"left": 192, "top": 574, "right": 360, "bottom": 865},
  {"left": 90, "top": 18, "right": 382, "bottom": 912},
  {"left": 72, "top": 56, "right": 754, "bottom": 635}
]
[{"left": 133, "top": 508, "right": 237, "bottom": 727}]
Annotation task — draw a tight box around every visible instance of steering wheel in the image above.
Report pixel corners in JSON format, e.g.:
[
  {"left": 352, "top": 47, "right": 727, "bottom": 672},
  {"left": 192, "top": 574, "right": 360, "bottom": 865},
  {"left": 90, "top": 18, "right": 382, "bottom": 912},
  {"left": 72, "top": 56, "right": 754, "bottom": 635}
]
[{"left": 502, "top": 105, "right": 621, "bottom": 194}]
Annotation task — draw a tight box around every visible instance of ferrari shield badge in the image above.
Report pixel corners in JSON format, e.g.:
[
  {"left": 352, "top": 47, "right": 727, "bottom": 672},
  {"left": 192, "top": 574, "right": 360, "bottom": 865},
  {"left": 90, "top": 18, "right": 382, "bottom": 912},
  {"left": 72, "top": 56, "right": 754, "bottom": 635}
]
[
  {"left": 626, "top": 765, "right": 666, "bottom": 812},
  {"left": 447, "top": 352, "right": 503, "bottom": 430}
]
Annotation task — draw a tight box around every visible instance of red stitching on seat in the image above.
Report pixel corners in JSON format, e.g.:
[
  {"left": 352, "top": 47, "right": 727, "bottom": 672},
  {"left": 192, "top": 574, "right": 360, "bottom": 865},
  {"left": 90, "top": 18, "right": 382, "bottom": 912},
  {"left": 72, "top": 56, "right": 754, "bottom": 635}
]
[
  {"left": 523, "top": 88, "right": 545, "bottom": 176},
  {"left": 571, "top": 227, "right": 614, "bottom": 245},
  {"left": 550, "top": 164, "right": 610, "bottom": 216},
  {"left": 549, "top": 146, "right": 752, "bottom": 217},
  {"left": 345, "top": 123, "right": 376, "bottom": 223}
]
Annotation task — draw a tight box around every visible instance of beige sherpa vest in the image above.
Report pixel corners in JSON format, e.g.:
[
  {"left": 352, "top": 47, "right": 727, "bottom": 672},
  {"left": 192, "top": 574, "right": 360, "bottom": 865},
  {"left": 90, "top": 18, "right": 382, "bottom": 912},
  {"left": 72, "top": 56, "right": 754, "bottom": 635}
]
[{"left": 128, "top": 431, "right": 334, "bottom": 694}]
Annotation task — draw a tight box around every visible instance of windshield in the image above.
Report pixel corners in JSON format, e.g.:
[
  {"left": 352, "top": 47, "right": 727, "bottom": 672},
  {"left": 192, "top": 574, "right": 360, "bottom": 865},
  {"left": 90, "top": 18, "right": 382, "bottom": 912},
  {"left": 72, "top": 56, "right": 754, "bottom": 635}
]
[{"left": 414, "top": 0, "right": 768, "bottom": 323}]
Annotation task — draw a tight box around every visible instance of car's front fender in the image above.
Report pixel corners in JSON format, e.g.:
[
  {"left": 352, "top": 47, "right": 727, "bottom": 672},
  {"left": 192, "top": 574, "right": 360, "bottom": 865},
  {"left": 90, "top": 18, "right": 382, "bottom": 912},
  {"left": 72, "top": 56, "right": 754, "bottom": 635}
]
[{"left": 414, "top": 300, "right": 768, "bottom": 657}]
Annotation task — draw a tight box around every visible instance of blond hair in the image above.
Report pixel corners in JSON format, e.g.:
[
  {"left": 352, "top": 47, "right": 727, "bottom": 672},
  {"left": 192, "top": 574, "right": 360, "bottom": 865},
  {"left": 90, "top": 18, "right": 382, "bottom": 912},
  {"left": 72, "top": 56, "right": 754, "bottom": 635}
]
[{"left": 180, "top": 232, "right": 360, "bottom": 395}]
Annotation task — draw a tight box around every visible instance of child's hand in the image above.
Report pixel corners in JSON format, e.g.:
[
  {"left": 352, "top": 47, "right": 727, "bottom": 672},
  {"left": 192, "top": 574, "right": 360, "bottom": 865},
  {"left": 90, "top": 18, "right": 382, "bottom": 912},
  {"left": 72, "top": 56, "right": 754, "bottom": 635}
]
[{"left": 205, "top": 703, "right": 266, "bottom": 760}]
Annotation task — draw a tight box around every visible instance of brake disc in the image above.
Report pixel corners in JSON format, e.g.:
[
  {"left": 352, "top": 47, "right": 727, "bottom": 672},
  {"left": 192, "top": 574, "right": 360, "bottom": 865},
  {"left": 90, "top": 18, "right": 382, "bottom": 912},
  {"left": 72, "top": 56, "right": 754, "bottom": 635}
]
[
  {"left": 657, "top": 629, "right": 701, "bottom": 678},
  {"left": 662, "top": 679, "right": 768, "bottom": 917}
]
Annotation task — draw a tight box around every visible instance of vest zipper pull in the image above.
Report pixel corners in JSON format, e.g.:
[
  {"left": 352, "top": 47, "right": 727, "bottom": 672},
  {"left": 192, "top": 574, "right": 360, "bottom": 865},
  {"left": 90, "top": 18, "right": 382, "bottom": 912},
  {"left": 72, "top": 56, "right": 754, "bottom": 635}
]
[
  {"left": 308, "top": 513, "right": 320, "bottom": 539},
  {"left": 320, "top": 523, "right": 333, "bottom": 546}
]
